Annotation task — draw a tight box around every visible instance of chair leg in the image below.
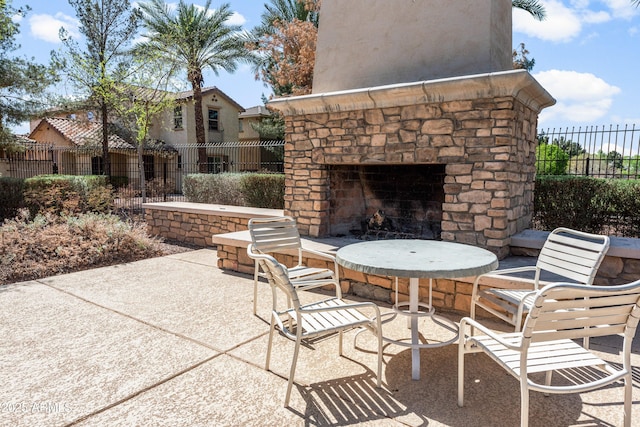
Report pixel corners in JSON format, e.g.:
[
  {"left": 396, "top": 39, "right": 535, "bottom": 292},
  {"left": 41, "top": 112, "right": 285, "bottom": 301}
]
[
  {"left": 266, "top": 315, "right": 276, "bottom": 371},
  {"left": 285, "top": 337, "right": 302, "bottom": 407},
  {"left": 457, "top": 338, "right": 465, "bottom": 407},
  {"left": 253, "top": 262, "right": 259, "bottom": 315},
  {"left": 624, "top": 373, "right": 632, "bottom": 427},
  {"left": 375, "top": 326, "right": 382, "bottom": 388},
  {"left": 544, "top": 370, "right": 552, "bottom": 397},
  {"left": 339, "top": 330, "right": 343, "bottom": 356},
  {"left": 520, "top": 377, "right": 530, "bottom": 427}
]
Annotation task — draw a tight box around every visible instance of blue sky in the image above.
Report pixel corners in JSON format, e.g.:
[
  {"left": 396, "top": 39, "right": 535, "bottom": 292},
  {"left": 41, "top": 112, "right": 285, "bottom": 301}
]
[{"left": 8, "top": 0, "right": 640, "bottom": 134}]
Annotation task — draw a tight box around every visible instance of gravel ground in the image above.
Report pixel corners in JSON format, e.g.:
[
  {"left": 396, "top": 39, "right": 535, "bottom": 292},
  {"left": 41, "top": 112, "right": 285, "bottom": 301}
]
[{"left": 157, "top": 240, "right": 203, "bottom": 255}]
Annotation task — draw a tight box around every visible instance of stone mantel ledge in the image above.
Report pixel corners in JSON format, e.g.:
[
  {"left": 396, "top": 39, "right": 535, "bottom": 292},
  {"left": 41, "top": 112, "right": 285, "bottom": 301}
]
[
  {"left": 142, "top": 202, "right": 283, "bottom": 219},
  {"left": 268, "top": 69, "right": 556, "bottom": 116},
  {"left": 511, "top": 229, "right": 640, "bottom": 260}
]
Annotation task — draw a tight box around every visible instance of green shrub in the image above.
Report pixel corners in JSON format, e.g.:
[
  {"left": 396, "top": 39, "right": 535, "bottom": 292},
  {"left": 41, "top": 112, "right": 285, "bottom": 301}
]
[
  {"left": 607, "top": 180, "right": 640, "bottom": 237},
  {"left": 0, "top": 177, "right": 25, "bottom": 221},
  {"left": 240, "top": 173, "right": 285, "bottom": 209},
  {"left": 183, "top": 172, "right": 285, "bottom": 209},
  {"left": 536, "top": 143, "right": 569, "bottom": 175},
  {"left": 24, "top": 175, "right": 113, "bottom": 217},
  {"left": 534, "top": 176, "right": 640, "bottom": 236},
  {"left": 183, "top": 173, "right": 245, "bottom": 205}
]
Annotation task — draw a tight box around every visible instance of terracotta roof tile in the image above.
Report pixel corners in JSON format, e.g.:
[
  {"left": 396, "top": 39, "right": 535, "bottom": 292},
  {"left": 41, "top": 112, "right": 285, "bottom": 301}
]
[{"left": 41, "top": 117, "right": 134, "bottom": 150}]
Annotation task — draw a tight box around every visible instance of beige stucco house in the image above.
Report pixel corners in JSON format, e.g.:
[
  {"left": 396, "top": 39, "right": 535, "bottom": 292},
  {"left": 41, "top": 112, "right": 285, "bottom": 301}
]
[{"left": 24, "top": 86, "right": 258, "bottom": 188}]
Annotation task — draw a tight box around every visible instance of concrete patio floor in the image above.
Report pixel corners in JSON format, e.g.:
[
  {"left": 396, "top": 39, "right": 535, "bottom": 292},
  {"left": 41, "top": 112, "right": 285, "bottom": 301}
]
[{"left": 1, "top": 249, "right": 639, "bottom": 426}]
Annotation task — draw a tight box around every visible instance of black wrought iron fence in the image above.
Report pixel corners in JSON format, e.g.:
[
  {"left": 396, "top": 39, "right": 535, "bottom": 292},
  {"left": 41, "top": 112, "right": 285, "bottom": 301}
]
[
  {"left": 0, "top": 140, "right": 285, "bottom": 215},
  {"left": 538, "top": 124, "right": 640, "bottom": 178}
]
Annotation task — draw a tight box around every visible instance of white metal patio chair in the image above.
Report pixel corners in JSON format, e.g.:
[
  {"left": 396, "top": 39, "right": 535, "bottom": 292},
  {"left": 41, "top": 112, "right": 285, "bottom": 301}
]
[
  {"left": 248, "top": 216, "right": 340, "bottom": 315},
  {"left": 458, "top": 280, "right": 640, "bottom": 427},
  {"left": 470, "top": 228, "right": 610, "bottom": 339},
  {"left": 247, "top": 248, "right": 383, "bottom": 407}
]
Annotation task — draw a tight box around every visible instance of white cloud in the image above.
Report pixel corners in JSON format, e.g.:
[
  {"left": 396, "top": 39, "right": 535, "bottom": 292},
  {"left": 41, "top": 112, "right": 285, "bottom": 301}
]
[
  {"left": 581, "top": 10, "right": 611, "bottom": 24},
  {"left": 29, "top": 13, "right": 79, "bottom": 44},
  {"left": 227, "top": 12, "right": 247, "bottom": 26},
  {"left": 602, "top": 0, "right": 639, "bottom": 19},
  {"left": 514, "top": 0, "right": 639, "bottom": 43},
  {"left": 514, "top": 0, "right": 583, "bottom": 42},
  {"left": 534, "top": 70, "right": 620, "bottom": 124}
]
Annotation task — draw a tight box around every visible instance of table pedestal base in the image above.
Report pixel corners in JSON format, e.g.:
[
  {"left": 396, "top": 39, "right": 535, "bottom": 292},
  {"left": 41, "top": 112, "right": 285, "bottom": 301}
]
[{"left": 383, "top": 277, "right": 459, "bottom": 380}]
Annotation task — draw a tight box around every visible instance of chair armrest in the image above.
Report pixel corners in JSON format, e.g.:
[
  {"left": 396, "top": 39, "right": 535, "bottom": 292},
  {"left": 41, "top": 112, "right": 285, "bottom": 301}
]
[
  {"left": 300, "top": 247, "right": 337, "bottom": 262},
  {"left": 473, "top": 266, "right": 538, "bottom": 288},
  {"left": 459, "top": 316, "right": 523, "bottom": 351},
  {"left": 300, "top": 247, "right": 340, "bottom": 281}
]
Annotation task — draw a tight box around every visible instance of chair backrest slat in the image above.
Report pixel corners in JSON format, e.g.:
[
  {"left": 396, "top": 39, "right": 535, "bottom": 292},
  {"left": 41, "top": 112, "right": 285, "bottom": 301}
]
[
  {"left": 535, "top": 312, "right": 631, "bottom": 332},
  {"left": 532, "top": 324, "right": 627, "bottom": 342},
  {"left": 535, "top": 228, "right": 609, "bottom": 285},
  {"left": 545, "top": 232, "right": 608, "bottom": 252},
  {"left": 249, "top": 217, "right": 303, "bottom": 254},
  {"left": 523, "top": 281, "right": 640, "bottom": 344}
]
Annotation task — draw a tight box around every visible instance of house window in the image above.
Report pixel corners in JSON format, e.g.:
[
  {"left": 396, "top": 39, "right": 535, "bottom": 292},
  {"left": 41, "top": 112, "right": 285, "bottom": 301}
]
[
  {"left": 174, "top": 106, "right": 183, "bottom": 129},
  {"left": 208, "top": 109, "right": 219, "bottom": 131},
  {"left": 177, "top": 155, "right": 182, "bottom": 170},
  {"left": 239, "top": 119, "right": 243, "bottom": 132},
  {"left": 143, "top": 155, "right": 154, "bottom": 181},
  {"left": 87, "top": 111, "right": 94, "bottom": 121},
  {"left": 207, "top": 155, "right": 228, "bottom": 174},
  {"left": 91, "top": 156, "right": 104, "bottom": 175}
]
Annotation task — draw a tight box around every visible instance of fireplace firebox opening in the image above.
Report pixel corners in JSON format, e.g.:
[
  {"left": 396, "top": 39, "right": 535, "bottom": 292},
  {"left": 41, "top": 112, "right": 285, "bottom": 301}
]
[{"left": 329, "top": 164, "right": 445, "bottom": 240}]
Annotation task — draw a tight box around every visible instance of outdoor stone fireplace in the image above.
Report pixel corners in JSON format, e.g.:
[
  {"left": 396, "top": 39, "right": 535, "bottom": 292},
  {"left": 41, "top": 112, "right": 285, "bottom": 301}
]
[
  {"left": 267, "top": 0, "right": 555, "bottom": 259},
  {"left": 270, "top": 71, "right": 554, "bottom": 259}
]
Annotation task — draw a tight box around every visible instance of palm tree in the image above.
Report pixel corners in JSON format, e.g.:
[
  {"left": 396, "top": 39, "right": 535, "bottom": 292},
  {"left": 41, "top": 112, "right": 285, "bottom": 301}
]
[
  {"left": 137, "top": 0, "right": 252, "bottom": 171},
  {"left": 513, "top": 0, "right": 546, "bottom": 20},
  {"left": 254, "top": 0, "right": 318, "bottom": 35}
]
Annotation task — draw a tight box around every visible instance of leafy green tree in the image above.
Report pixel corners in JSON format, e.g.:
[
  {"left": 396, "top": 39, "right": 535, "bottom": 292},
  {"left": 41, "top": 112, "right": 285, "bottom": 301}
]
[
  {"left": 109, "top": 57, "right": 179, "bottom": 201},
  {"left": 252, "top": 113, "right": 285, "bottom": 141},
  {"left": 0, "top": 1, "right": 57, "bottom": 147},
  {"left": 555, "top": 137, "right": 585, "bottom": 157},
  {"left": 138, "top": 0, "right": 253, "bottom": 172},
  {"left": 536, "top": 143, "right": 568, "bottom": 175},
  {"left": 607, "top": 151, "right": 624, "bottom": 170},
  {"left": 52, "top": 0, "right": 141, "bottom": 179}
]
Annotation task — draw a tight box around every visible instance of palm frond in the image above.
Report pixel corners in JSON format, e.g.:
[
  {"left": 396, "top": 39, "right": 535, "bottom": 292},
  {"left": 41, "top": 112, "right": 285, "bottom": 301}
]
[{"left": 512, "top": 0, "right": 546, "bottom": 21}]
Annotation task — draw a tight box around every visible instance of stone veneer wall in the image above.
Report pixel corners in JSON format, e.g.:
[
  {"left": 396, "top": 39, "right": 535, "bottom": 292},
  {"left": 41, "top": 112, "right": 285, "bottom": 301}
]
[
  {"left": 283, "top": 96, "right": 539, "bottom": 259},
  {"left": 143, "top": 202, "right": 283, "bottom": 247},
  {"left": 145, "top": 209, "right": 249, "bottom": 247},
  {"left": 216, "top": 241, "right": 640, "bottom": 316}
]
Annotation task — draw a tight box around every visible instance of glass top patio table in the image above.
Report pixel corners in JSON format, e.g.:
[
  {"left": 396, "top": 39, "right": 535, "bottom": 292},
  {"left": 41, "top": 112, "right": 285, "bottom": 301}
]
[{"left": 336, "top": 239, "right": 499, "bottom": 380}]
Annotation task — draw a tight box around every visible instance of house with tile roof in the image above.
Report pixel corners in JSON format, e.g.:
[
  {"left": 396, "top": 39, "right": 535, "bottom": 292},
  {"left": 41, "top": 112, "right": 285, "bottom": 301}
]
[
  {"left": 29, "top": 117, "right": 175, "bottom": 182},
  {"left": 26, "top": 86, "right": 249, "bottom": 188}
]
